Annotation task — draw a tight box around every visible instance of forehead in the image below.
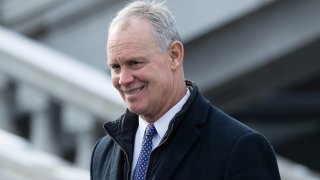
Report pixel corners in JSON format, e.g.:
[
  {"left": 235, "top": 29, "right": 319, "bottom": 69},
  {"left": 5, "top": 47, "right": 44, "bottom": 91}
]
[
  {"left": 108, "top": 17, "right": 154, "bottom": 45},
  {"left": 107, "top": 17, "right": 159, "bottom": 62}
]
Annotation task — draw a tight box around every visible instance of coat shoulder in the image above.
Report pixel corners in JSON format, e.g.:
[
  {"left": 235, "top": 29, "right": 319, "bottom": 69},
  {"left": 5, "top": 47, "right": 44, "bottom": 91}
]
[
  {"left": 207, "top": 105, "right": 256, "bottom": 140},
  {"left": 205, "top": 106, "right": 280, "bottom": 179}
]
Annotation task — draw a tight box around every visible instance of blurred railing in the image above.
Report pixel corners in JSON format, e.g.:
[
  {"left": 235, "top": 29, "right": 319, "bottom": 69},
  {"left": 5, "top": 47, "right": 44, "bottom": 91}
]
[
  {"left": 0, "top": 129, "right": 90, "bottom": 180},
  {"left": 0, "top": 26, "right": 125, "bottom": 169}
]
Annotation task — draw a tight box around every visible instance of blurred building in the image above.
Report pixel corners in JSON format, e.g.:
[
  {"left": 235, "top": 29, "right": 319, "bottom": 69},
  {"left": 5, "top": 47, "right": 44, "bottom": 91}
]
[{"left": 0, "top": 0, "right": 320, "bottom": 179}]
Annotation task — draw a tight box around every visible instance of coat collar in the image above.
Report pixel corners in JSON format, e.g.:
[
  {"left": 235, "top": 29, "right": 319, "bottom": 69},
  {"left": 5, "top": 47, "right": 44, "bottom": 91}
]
[
  {"left": 172, "top": 80, "right": 209, "bottom": 126},
  {"left": 150, "top": 80, "right": 211, "bottom": 179},
  {"left": 103, "top": 109, "right": 138, "bottom": 165}
]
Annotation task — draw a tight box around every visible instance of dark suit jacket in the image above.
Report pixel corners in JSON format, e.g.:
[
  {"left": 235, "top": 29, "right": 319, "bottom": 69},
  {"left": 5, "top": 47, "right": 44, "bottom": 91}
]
[{"left": 91, "top": 81, "right": 281, "bottom": 180}]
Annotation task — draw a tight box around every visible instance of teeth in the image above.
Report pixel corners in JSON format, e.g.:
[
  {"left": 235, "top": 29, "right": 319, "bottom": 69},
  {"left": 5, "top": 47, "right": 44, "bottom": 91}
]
[{"left": 124, "top": 87, "right": 142, "bottom": 95}]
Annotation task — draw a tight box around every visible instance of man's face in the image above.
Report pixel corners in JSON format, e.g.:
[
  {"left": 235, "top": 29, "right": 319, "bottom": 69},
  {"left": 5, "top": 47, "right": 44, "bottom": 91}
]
[{"left": 107, "top": 17, "right": 176, "bottom": 121}]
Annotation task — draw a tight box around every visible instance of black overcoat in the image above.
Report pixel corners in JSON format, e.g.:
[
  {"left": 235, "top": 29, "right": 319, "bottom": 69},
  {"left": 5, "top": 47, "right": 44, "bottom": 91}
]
[{"left": 91, "top": 81, "right": 281, "bottom": 180}]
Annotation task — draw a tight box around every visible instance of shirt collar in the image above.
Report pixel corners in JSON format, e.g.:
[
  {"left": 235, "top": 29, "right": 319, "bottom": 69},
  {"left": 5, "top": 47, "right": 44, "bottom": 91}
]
[{"left": 139, "top": 88, "right": 190, "bottom": 139}]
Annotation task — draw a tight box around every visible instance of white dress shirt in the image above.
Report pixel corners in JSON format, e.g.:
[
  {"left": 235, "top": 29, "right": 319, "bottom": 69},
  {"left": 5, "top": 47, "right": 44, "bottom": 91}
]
[{"left": 131, "top": 89, "right": 190, "bottom": 176}]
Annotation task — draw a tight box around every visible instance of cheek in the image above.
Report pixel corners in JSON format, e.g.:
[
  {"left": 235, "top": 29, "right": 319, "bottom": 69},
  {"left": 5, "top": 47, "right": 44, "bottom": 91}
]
[{"left": 111, "top": 76, "right": 120, "bottom": 89}]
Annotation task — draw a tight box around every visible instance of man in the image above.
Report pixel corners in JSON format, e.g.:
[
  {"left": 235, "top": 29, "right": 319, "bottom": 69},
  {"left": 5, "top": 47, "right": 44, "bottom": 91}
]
[{"left": 91, "top": 0, "right": 281, "bottom": 180}]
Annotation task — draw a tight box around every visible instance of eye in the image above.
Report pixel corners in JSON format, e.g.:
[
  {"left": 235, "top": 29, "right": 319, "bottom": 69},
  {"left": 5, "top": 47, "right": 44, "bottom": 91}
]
[
  {"left": 129, "top": 60, "right": 139, "bottom": 65},
  {"left": 110, "top": 64, "right": 120, "bottom": 69},
  {"left": 129, "top": 60, "right": 144, "bottom": 69},
  {"left": 109, "top": 64, "right": 121, "bottom": 73}
]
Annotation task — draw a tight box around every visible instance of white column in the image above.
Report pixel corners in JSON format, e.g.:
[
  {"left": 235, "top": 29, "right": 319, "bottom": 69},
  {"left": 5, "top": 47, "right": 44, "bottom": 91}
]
[
  {"left": 0, "top": 75, "right": 17, "bottom": 133},
  {"left": 18, "top": 85, "right": 62, "bottom": 155},
  {"left": 63, "top": 105, "right": 97, "bottom": 169}
]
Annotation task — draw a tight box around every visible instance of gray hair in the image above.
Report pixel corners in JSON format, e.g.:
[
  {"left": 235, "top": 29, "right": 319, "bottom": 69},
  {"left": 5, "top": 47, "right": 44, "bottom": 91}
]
[{"left": 109, "top": 0, "right": 181, "bottom": 52}]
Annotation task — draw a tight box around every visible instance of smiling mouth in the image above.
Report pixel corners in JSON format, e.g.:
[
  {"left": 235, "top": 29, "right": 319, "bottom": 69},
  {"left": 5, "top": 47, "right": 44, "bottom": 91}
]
[{"left": 122, "top": 86, "right": 144, "bottom": 95}]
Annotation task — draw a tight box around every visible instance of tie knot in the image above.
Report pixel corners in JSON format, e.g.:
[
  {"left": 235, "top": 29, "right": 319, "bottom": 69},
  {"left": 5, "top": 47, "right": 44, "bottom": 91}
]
[{"left": 145, "top": 124, "right": 157, "bottom": 137}]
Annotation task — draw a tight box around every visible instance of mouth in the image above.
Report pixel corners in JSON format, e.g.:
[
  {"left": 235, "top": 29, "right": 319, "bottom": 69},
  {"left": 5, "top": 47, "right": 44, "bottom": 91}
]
[{"left": 122, "top": 86, "right": 144, "bottom": 95}]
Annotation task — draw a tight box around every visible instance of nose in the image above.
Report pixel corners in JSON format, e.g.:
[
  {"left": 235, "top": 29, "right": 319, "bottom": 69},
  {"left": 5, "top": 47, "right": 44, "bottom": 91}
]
[{"left": 118, "top": 67, "right": 134, "bottom": 85}]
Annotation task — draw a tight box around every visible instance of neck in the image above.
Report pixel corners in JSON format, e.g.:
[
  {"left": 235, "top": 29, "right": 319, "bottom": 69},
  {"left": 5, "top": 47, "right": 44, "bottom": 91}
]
[{"left": 141, "top": 79, "right": 187, "bottom": 123}]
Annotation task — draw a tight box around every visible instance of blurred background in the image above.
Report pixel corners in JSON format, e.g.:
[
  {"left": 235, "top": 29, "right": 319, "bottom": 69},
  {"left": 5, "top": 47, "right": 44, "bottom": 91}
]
[{"left": 0, "top": 0, "right": 320, "bottom": 179}]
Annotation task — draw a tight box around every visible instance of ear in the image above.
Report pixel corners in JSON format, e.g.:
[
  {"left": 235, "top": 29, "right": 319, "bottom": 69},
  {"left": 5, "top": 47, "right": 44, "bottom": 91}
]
[{"left": 169, "top": 41, "right": 184, "bottom": 70}]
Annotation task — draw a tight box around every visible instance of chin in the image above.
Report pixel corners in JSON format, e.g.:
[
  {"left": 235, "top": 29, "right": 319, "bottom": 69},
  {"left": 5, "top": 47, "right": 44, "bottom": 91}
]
[{"left": 127, "top": 105, "right": 144, "bottom": 115}]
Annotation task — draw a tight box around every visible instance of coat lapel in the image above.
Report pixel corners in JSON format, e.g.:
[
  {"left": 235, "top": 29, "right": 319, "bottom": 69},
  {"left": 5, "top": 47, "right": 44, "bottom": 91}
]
[
  {"left": 150, "top": 82, "right": 210, "bottom": 180},
  {"left": 151, "top": 118, "right": 200, "bottom": 180}
]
